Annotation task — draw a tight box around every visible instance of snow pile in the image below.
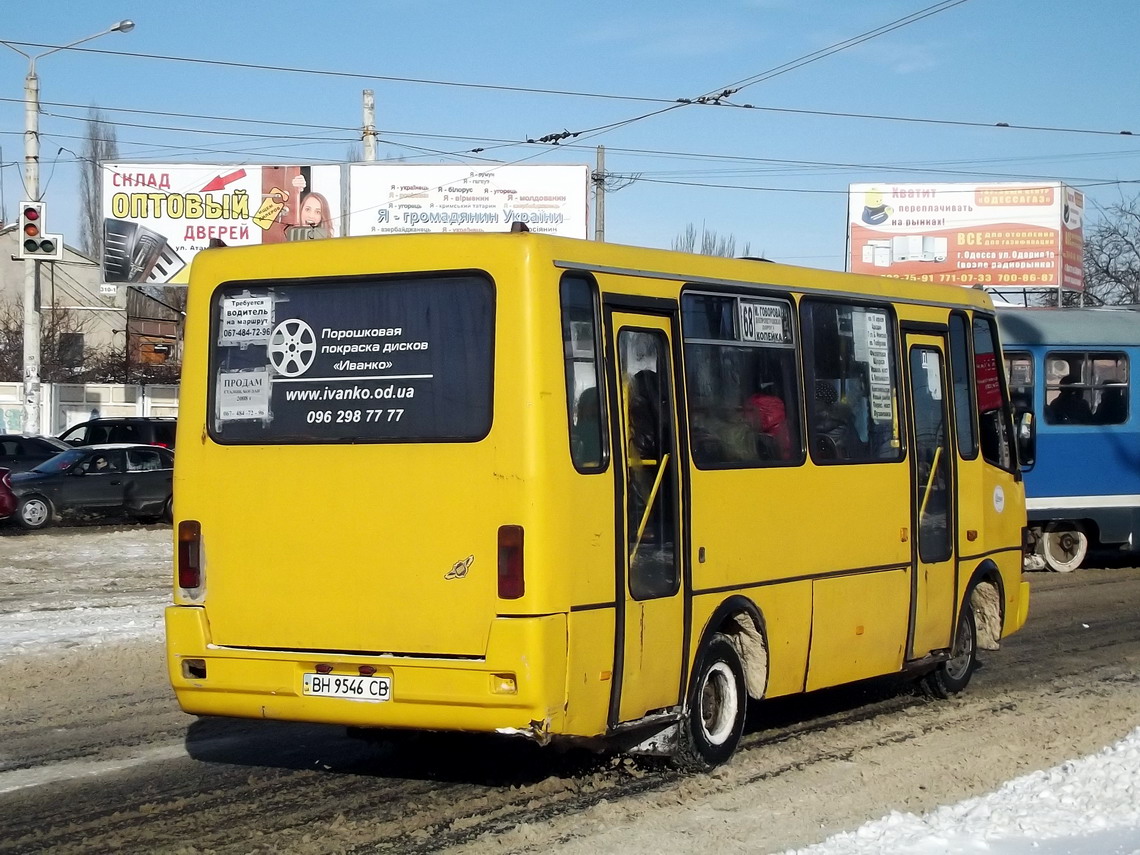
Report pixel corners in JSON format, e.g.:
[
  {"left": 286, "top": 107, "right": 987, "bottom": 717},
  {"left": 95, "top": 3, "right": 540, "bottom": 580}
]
[
  {"left": 789, "top": 727, "right": 1140, "bottom": 855},
  {"left": 0, "top": 527, "right": 170, "bottom": 657}
]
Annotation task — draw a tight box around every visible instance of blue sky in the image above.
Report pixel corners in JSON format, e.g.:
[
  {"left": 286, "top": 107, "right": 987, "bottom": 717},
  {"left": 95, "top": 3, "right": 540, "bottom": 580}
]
[{"left": 1, "top": 0, "right": 1137, "bottom": 270}]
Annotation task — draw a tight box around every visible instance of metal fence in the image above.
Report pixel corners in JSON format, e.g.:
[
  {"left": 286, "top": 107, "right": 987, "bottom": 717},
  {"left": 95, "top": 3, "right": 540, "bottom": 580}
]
[{"left": 0, "top": 382, "right": 179, "bottom": 435}]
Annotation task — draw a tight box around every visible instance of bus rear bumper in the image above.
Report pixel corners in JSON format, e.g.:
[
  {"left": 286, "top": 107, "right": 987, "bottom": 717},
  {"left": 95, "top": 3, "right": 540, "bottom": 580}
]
[{"left": 165, "top": 606, "right": 569, "bottom": 738}]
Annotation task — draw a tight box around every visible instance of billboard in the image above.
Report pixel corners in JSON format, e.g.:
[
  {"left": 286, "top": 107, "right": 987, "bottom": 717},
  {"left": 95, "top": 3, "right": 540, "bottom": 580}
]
[
  {"left": 101, "top": 162, "right": 591, "bottom": 284},
  {"left": 102, "top": 164, "right": 343, "bottom": 284},
  {"left": 847, "top": 182, "right": 1084, "bottom": 291},
  {"left": 347, "top": 163, "right": 590, "bottom": 238}
]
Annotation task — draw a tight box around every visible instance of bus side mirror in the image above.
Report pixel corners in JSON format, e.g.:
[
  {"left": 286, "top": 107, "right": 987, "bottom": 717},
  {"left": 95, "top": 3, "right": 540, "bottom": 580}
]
[{"left": 1016, "top": 412, "right": 1035, "bottom": 469}]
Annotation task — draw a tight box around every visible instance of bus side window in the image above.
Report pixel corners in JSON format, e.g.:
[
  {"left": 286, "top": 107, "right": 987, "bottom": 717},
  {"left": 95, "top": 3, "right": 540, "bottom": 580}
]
[
  {"left": 560, "top": 274, "right": 608, "bottom": 471},
  {"left": 681, "top": 292, "right": 801, "bottom": 467},
  {"left": 972, "top": 317, "right": 1015, "bottom": 471},
  {"left": 801, "top": 300, "right": 902, "bottom": 464},
  {"left": 949, "top": 313, "right": 979, "bottom": 459}
]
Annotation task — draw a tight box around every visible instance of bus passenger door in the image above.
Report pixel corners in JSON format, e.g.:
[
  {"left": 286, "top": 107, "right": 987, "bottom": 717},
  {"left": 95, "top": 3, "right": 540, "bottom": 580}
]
[
  {"left": 904, "top": 332, "right": 957, "bottom": 659},
  {"left": 609, "top": 314, "right": 687, "bottom": 726}
]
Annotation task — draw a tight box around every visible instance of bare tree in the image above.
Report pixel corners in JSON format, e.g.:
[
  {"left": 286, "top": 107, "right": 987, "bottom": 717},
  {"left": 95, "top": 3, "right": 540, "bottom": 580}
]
[
  {"left": 79, "top": 108, "right": 119, "bottom": 261},
  {"left": 0, "top": 299, "right": 114, "bottom": 382},
  {"left": 673, "top": 223, "right": 752, "bottom": 258},
  {"left": 1083, "top": 194, "right": 1140, "bottom": 306}
]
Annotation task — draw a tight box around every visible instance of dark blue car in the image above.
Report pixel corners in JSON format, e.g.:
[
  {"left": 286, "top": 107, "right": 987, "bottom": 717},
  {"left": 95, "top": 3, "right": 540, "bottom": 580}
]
[
  {"left": 10, "top": 443, "right": 174, "bottom": 530},
  {"left": 0, "top": 434, "right": 71, "bottom": 473}
]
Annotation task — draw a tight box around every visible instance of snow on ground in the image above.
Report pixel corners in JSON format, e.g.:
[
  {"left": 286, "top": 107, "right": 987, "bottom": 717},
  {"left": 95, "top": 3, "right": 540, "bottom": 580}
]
[
  {"left": 0, "top": 526, "right": 169, "bottom": 656},
  {"left": 785, "top": 728, "right": 1140, "bottom": 854},
  {"left": 1, "top": 525, "right": 1139, "bottom": 853}
]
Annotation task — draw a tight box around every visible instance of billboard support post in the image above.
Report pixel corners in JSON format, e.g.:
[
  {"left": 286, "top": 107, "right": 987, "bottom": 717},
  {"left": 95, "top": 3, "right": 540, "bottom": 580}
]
[{"left": 362, "top": 90, "right": 377, "bottom": 162}]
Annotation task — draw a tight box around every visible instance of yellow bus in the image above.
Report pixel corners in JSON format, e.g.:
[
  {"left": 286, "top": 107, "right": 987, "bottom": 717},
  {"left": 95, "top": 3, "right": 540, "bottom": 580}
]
[{"left": 166, "top": 231, "right": 1029, "bottom": 770}]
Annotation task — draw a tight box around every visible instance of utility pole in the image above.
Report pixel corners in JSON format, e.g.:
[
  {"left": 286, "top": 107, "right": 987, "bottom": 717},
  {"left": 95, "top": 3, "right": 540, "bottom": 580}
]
[
  {"left": 362, "top": 90, "right": 377, "bottom": 162},
  {"left": 4, "top": 21, "right": 135, "bottom": 434},
  {"left": 593, "top": 146, "right": 605, "bottom": 242},
  {"left": 22, "top": 65, "right": 41, "bottom": 433}
]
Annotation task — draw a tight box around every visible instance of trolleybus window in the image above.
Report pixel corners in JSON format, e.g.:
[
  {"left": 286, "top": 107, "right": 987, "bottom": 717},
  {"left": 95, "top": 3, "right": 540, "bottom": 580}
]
[
  {"left": 1043, "top": 351, "right": 1129, "bottom": 426},
  {"left": 801, "top": 300, "right": 902, "bottom": 463},
  {"left": 681, "top": 292, "right": 801, "bottom": 467},
  {"left": 1004, "top": 350, "right": 1034, "bottom": 424},
  {"left": 209, "top": 274, "right": 494, "bottom": 443}
]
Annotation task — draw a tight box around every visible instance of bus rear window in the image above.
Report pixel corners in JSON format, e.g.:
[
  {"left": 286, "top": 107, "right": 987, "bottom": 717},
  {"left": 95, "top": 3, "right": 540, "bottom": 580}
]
[{"left": 209, "top": 274, "right": 494, "bottom": 443}]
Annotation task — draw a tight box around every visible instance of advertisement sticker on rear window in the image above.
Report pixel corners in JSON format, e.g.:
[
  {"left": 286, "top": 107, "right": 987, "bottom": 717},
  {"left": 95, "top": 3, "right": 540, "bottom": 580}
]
[{"left": 210, "top": 275, "right": 494, "bottom": 443}]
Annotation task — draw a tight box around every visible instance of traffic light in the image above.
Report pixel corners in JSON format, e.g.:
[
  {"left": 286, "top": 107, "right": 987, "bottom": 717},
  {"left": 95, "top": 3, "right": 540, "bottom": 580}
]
[{"left": 17, "top": 202, "right": 63, "bottom": 261}]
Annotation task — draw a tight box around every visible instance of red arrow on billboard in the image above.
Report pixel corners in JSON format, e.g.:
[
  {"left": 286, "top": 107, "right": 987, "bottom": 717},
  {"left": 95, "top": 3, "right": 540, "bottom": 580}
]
[{"left": 201, "top": 169, "right": 247, "bottom": 192}]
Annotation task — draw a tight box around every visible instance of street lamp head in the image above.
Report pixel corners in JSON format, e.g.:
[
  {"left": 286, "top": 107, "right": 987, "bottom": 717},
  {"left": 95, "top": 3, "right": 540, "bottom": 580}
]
[{"left": 112, "top": 20, "right": 135, "bottom": 33}]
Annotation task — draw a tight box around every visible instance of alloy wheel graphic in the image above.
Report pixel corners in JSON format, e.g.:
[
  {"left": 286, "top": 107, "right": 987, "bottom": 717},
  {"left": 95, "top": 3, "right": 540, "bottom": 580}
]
[{"left": 268, "top": 319, "right": 316, "bottom": 377}]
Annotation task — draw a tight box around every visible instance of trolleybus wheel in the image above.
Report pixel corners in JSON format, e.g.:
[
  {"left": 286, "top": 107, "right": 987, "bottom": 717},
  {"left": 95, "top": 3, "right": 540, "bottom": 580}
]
[
  {"left": 1040, "top": 526, "right": 1087, "bottom": 573},
  {"left": 674, "top": 632, "right": 747, "bottom": 771},
  {"left": 920, "top": 595, "right": 977, "bottom": 699}
]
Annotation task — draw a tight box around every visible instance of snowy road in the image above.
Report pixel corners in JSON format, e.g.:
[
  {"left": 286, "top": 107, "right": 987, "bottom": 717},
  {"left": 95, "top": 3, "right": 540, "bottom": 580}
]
[{"left": 1, "top": 525, "right": 1139, "bottom": 854}]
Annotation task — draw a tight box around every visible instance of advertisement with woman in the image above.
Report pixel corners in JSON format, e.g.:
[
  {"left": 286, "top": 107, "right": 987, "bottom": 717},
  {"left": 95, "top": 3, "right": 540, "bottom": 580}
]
[{"left": 101, "top": 163, "right": 343, "bottom": 284}]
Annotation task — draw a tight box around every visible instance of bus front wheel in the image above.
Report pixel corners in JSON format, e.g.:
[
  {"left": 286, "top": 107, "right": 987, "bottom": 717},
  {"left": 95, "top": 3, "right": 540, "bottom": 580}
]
[
  {"left": 920, "top": 597, "right": 977, "bottom": 698},
  {"left": 1040, "top": 526, "right": 1087, "bottom": 573},
  {"left": 674, "top": 633, "right": 747, "bottom": 771}
]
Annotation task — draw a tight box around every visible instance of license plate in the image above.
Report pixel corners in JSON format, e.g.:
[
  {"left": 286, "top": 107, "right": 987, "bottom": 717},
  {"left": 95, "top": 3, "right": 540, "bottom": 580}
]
[{"left": 302, "top": 673, "right": 391, "bottom": 702}]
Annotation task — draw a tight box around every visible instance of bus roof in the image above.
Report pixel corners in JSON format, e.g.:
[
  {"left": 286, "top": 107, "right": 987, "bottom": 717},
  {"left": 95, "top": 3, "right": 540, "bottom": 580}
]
[
  {"left": 190, "top": 231, "right": 997, "bottom": 313},
  {"left": 996, "top": 306, "right": 1140, "bottom": 347}
]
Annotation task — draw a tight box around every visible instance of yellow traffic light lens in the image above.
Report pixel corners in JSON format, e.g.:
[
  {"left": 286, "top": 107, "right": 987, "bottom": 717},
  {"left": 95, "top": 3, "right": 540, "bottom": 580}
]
[{"left": 24, "top": 223, "right": 39, "bottom": 237}]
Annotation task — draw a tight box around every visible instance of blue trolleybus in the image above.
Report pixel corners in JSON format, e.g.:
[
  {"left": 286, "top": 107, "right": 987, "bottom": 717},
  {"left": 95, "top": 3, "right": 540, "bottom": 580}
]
[{"left": 997, "top": 307, "right": 1139, "bottom": 571}]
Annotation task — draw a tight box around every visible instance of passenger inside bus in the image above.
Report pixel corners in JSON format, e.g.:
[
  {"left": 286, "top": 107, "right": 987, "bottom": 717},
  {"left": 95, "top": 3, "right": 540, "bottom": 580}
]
[
  {"left": 1095, "top": 385, "right": 1128, "bottom": 425},
  {"left": 812, "top": 380, "right": 862, "bottom": 460},
  {"left": 1047, "top": 374, "right": 1093, "bottom": 424},
  {"left": 744, "top": 382, "right": 792, "bottom": 460}
]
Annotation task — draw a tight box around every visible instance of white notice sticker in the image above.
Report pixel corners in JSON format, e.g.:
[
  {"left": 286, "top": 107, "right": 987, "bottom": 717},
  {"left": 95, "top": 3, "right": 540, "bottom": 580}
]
[
  {"left": 219, "top": 296, "right": 273, "bottom": 347},
  {"left": 217, "top": 369, "right": 271, "bottom": 420}
]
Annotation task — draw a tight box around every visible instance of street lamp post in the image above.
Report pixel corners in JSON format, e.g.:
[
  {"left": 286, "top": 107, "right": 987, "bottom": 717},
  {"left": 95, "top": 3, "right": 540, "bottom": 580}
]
[{"left": 4, "top": 21, "right": 134, "bottom": 435}]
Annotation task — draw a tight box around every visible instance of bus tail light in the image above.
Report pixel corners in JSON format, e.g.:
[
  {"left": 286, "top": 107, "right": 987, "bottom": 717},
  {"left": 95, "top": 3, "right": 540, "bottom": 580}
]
[
  {"left": 178, "top": 520, "right": 202, "bottom": 590},
  {"left": 497, "top": 525, "right": 525, "bottom": 599}
]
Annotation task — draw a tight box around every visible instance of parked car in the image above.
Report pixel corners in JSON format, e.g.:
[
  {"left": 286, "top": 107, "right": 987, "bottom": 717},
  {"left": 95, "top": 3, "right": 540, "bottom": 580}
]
[
  {"left": 9, "top": 443, "right": 174, "bottom": 530},
  {"left": 0, "top": 468, "right": 16, "bottom": 520},
  {"left": 0, "top": 434, "right": 71, "bottom": 473},
  {"left": 58, "top": 417, "right": 177, "bottom": 449}
]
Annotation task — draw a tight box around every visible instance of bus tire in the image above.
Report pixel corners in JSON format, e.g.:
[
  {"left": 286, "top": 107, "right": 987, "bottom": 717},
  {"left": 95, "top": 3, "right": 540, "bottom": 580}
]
[
  {"left": 17, "top": 495, "right": 53, "bottom": 530},
  {"left": 920, "top": 596, "right": 977, "bottom": 699},
  {"left": 1040, "top": 526, "right": 1087, "bottom": 573},
  {"left": 674, "top": 633, "right": 747, "bottom": 772}
]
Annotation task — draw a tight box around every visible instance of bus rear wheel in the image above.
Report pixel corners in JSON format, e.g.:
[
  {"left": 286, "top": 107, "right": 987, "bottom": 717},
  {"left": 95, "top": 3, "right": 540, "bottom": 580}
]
[
  {"left": 1040, "top": 526, "right": 1087, "bottom": 573},
  {"left": 673, "top": 633, "right": 747, "bottom": 772}
]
